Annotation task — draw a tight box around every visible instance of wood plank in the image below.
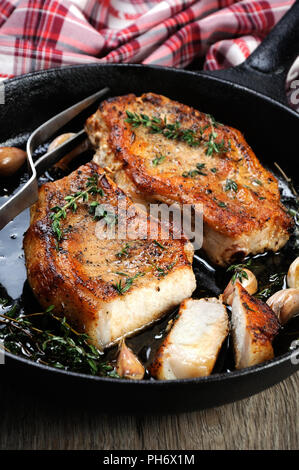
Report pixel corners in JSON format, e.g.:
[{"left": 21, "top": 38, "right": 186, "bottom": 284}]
[{"left": 0, "top": 372, "right": 297, "bottom": 450}]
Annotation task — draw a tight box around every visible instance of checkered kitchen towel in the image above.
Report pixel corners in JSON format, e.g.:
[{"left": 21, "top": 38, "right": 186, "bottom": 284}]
[{"left": 0, "top": 0, "right": 298, "bottom": 97}]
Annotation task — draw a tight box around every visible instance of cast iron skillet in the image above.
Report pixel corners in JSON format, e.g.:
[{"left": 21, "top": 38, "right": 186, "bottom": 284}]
[{"left": 0, "top": 3, "right": 299, "bottom": 413}]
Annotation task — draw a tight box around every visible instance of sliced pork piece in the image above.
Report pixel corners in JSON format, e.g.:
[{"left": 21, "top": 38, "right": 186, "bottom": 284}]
[
  {"left": 149, "top": 298, "right": 229, "bottom": 380},
  {"left": 86, "top": 93, "right": 293, "bottom": 266},
  {"left": 231, "top": 282, "right": 280, "bottom": 369},
  {"left": 23, "top": 162, "right": 196, "bottom": 349}
]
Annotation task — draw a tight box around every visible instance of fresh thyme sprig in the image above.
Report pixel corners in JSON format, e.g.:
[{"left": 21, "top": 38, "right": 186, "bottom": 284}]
[
  {"left": 125, "top": 110, "right": 202, "bottom": 147},
  {"left": 125, "top": 110, "right": 231, "bottom": 157},
  {"left": 213, "top": 196, "right": 227, "bottom": 208},
  {"left": 153, "top": 240, "right": 166, "bottom": 250},
  {"left": 255, "top": 272, "right": 285, "bottom": 300},
  {"left": 225, "top": 179, "right": 238, "bottom": 192},
  {"left": 227, "top": 259, "right": 252, "bottom": 284},
  {"left": 204, "top": 131, "right": 231, "bottom": 157},
  {"left": 0, "top": 298, "right": 8, "bottom": 307},
  {"left": 243, "top": 302, "right": 255, "bottom": 312},
  {"left": 203, "top": 115, "right": 231, "bottom": 157},
  {"left": 0, "top": 304, "right": 118, "bottom": 377},
  {"left": 151, "top": 261, "right": 176, "bottom": 277},
  {"left": 50, "top": 174, "right": 104, "bottom": 243},
  {"left": 182, "top": 163, "right": 207, "bottom": 178},
  {"left": 116, "top": 243, "right": 131, "bottom": 259},
  {"left": 112, "top": 272, "right": 145, "bottom": 295},
  {"left": 207, "top": 114, "right": 223, "bottom": 128},
  {"left": 152, "top": 154, "right": 166, "bottom": 166},
  {"left": 94, "top": 204, "right": 118, "bottom": 226}
]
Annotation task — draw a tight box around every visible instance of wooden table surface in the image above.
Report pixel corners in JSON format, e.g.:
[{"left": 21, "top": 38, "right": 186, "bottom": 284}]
[{"left": 0, "top": 371, "right": 298, "bottom": 450}]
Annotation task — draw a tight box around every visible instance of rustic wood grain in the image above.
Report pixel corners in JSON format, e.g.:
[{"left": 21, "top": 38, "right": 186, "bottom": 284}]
[{"left": 0, "top": 372, "right": 298, "bottom": 450}]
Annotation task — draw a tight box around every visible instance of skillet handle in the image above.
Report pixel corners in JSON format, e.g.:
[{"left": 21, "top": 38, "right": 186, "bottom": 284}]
[{"left": 204, "top": 1, "right": 299, "bottom": 106}]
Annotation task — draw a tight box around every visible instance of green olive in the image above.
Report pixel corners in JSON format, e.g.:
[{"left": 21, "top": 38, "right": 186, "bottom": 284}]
[{"left": 0, "top": 147, "right": 27, "bottom": 177}]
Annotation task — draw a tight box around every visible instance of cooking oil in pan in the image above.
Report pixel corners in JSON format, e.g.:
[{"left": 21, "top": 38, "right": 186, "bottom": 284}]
[{"left": 0, "top": 159, "right": 299, "bottom": 377}]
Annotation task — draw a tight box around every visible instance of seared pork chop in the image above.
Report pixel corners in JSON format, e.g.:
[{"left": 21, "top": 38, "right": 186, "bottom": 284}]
[
  {"left": 86, "top": 93, "right": 293, "bottom": 266},
  {"left": 150, "top": 297, "right": 228, "bottom": 379},
  {"left": 231, "top": 282, "right": 280, "bottom": 369},
  {"left": 23, "top": 162, "right": 196, "bottom": 349}
]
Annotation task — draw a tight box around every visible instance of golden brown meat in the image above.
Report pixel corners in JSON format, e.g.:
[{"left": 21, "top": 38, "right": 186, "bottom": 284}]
[
  {"left": 150, "top": 297, "right": 228, "bottom": 380},
  {"left": 231, "top": 282, "right": 280, "bottom": 369},
  {"left": 86, "top": 93, "right": 293, "bottom": 266},
  {"left": 23, "top": 162, "right": 196, "bottom": 349}
]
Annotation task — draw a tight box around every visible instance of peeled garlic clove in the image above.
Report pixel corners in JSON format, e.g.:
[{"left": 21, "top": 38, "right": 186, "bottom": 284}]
[
  {"left": 267, "top": 288, "right": 299, "bottom": 324},
  {"left": 287, "top": 257, "right": 299, "bottom": 289},
  {"left": 48, "top": 133, "right": 76, "bottom": 171},
  {"left": 48, "top": 133, "right": 75, "bottom": 152},
  {"left": 0, "top": 147, "right": 27, "bottom": 177},
  {"left": 116, "top": 340, "right": 145, "bottom": 380},
  {"left": 223, "top": 268, "right": 258, "bottom": 305}
]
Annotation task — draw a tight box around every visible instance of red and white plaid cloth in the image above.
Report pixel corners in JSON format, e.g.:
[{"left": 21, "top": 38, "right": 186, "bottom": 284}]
[{"left": 0, "top": 0, "right": 298, "bottom": 103}]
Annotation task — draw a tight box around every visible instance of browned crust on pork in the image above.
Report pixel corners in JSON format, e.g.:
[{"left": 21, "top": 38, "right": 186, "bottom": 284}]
[
  {"left": 236, "top": 282, "right": 280, "bottom": 345},
  {"left": 23, "top": 161, "right": 193, "bottom": 333},
  {"left": 86, "top": 93, "right": 293, "bottom": 240}
]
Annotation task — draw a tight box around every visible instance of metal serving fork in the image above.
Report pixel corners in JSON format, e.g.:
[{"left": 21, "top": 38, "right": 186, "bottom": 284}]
[{"left": 0, "top": 87, "right": 110, "bottom": 230}]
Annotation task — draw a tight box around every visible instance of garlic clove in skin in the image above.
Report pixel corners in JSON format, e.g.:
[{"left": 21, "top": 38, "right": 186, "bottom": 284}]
[
  {"left": 116, "top": 340, "right": 145, "bottom": 380},
  {"left": 287, "top": 257, "right": 299, "bottom": 289},
  {"left": 0, "top": 147, "right": 27, "bottom": 177},
  {"left": 266, "top": 288, "right": 299, "bottom": 325},
  {"left": 222, "top": 268, "right": 258, "bottom": 305}
]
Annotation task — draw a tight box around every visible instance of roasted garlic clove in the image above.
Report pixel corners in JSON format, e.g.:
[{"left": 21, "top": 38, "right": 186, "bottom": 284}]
[
  {"left": 222, "top": 269, "right": 258, "bottom": 305},
  {"left": 48, "top": 133, "right": 77, "bottom": 171},
  {"left": 0, "top": 147, "right": 27, "bottom": 177},
  {"left": 116, "top": 340, "right": 145, "bottom": 380},
  {"left": 287, "top": 257, "right": 299, "bottom": 289},
  {"left": 266, "top": 288, "right": 299, "bottom": 324}
]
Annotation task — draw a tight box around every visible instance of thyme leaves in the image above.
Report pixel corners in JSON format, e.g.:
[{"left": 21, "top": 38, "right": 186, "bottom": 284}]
[
  {"left": 204, "top": 132, "right": 230, "bottom": 157},
  {"left": 153, "top": 240, "right": 166, "bottom": 250},
  {"left": 216, "top": 200, "right": 227, "bottom": 208},
  {"left": 243, "top": 302, "right": 255, "bottom": 312},
  {"left": 151, "top": 261, "right": 176, "bottom": 277},
  {"left": 182, "top": 163, "right": 207, "bottom": 178},
  {"left": 50, "top": 173, "right": 104, "bottom": 244},
  {"left": 94, "top": 204, "right": 118, "bottom": 226},
  {"left": 116, "top": 243, "right": 131, "bottom": 259},
  {"left": 112, "top": 272, "right": 145, "bottom": 295},
  {"left": 227, "top": 260, "right": 252, "bottom": 284},
  {"left": 225, "top": 179, "right": 238, "bottom": 193},
  {"left": 255, "top": 272, "right": 286, "bottom": 301},
  {"left": 152, "top": 154, "right": 166, "bottom": 166},
  {"left": 125, "top": 111, "right": 202, "bottom": 147},
  {"left": 0, "top": 305, "right": 118, "bottom": 377},
  {"left": 125, "top": 111, "right": 231, "bottom": 156}
]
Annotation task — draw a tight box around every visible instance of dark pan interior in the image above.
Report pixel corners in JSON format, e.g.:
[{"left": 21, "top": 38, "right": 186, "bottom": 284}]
[{"left": 0, "top": 64, "right": 298, "bottom": 413}]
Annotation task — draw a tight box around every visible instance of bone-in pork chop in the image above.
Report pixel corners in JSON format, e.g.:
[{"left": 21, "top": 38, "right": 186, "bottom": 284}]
[
  {"left": 23, "top": 162, "right": 196, "bottom": 349},
  {"left": 86, "top": 93, "right": 293, "bottom": 266}
]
